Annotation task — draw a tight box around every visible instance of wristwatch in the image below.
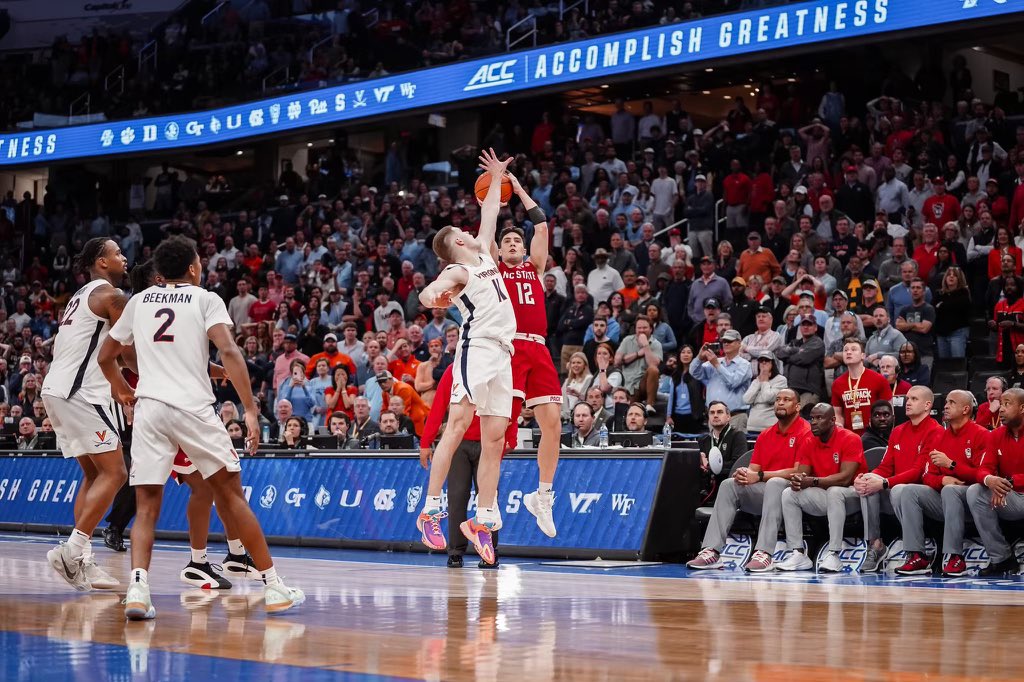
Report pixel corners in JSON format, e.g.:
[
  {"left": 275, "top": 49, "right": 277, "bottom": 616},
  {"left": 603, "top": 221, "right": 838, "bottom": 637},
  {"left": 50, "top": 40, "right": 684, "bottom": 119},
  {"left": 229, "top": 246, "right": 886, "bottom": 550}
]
[
  {"left": 882, "top": 479, "right": 890, "bottom": 490},
  {"left": 757, "top": 469, "right": 765, "bottom": 482},
  {"left": 949, "top": 460, "right": 957, "bottom": 471}
]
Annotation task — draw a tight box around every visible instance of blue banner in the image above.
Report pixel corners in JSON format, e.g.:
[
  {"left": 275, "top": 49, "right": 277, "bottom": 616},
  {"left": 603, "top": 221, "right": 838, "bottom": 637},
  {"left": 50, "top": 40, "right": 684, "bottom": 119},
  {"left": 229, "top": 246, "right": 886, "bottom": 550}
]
[
  {"left": 0, "top": 453, "right": 662, "bottom": 552},
  {"left": 0, "top": 0, "right": 1019, "bottom": 166}
]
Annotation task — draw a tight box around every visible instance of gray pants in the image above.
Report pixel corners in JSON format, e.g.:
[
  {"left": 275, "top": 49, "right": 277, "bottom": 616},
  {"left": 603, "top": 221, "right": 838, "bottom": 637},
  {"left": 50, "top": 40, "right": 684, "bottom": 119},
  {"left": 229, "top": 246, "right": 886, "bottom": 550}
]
[
  {"left": 899, "top": 483, "right": 968, "bottom": 555},
  {"left": 782, "top": 485, "right": 861, "bottom": 552},
  {"left": 797, "top": 392, "right": 820, "bottom": 409},
  {"left": 860, "top": 485, "right": 906, "bottom": 543},
  {"left": 968, "top": 484, "right": 1024, "bottom": 563},
  {"left": 725, "top": 204, "right": 749, "bottom": 229},
  {"left": 703, "top": 477, "right": 789, "bottom": 554},
  {"left": 689, "top": 229, "right": 714, "bottom": 263},
  {"left": 729, "top": 412, "right": 748, "bottom": 434}
]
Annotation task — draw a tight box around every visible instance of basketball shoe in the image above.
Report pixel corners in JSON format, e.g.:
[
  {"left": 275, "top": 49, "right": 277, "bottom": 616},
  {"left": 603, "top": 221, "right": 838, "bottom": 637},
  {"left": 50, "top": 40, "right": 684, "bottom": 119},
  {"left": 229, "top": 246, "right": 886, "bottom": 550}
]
[
  {"left": 223, "top": 551, "right": 261, "bottom": 579},
  {"left": 180, "top": 561, "right": 233, "bottom": 589},
  {"left": 417, "top": 509, "right": 447, "bottom": 550},
  {"left": 265, "top": 581, "right": 306, "bottom": 614},
  {"left": 124, "top": 576, "right": 156, "bottom": 620},
  {"left": 524, "top": 490, "right": 556, "bottom": 537},
  {"left": 47, "top": 542, "right": 91, "bottom": 592},
  {"left": 460, "top": 519, "right": 496, "bottom": 565},
  {"left": 83, "top": 553, "right": 120, "bottom": 589}
]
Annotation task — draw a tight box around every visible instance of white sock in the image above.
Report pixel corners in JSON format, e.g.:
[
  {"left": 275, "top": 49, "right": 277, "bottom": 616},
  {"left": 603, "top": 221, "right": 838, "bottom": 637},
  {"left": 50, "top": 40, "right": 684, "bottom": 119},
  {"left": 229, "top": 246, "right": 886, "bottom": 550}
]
[
  {"left": 227, "top": 539, "right": 245, "bottom": 555},
  {"left": 261, "top": 566, "right": 281, "bottom": 586},
  {"left": 538, "top": 482, "right": 553, "bottom": 495},
  {"left": 68, "top": 529, "right": 90, "bottom": 556},
  {"left": 131, "top": 568, "right": 148, "bottom": 584},
  {"left": 423, "top": 495, "right": 442, "bottom": 513},
  {"left": 476, "top": 507, "right": 500, "bottom": 526},
  {"left": 191, "top": 547, "right": 208, "bottom": 564}
]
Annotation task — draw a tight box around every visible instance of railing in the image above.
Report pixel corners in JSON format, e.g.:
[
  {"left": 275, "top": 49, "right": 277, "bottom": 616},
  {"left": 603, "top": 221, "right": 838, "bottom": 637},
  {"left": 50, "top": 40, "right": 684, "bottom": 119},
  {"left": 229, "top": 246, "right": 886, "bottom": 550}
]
[
  {"left": 104, "top": 65, "right": 124, "bottom": 96},
  {"left": 506, "top": 13, "right": 537, "bottom": 51},
  {"left": 307, "top": 35, "right": 333, "bottom": 65},
  {"left": 560, "top": 0, "right": 588, "bottom": 20},
  {"left": 261, "top": 65, "right": 290, "bottom": 92},
  {"left": 68, "top": 93, "right": 90, "bottom": 123},
  {"left": 137, "top": 39, "right": 158, "bottom": 73},
  {"left": 201, "top": 1, "right": 227, "bottom": 26},
  {"left": 652, "top": 216, "right": 688, "bottom": 242},
  {"left": 715, "top": 198, "right": 725, "bottom": 245},
  {"left": 362, "top": 7, "right": 379, "bottom": 28}
]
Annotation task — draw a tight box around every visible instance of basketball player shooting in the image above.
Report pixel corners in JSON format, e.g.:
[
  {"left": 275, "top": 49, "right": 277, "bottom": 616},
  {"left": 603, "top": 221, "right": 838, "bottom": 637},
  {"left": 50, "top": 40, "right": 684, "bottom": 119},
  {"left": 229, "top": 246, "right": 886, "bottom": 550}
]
[
  {"left": 416, "top": 148, "right": 517, "bottom": 564},
  {"left": 98, "top": 236, "right": 304, "bottom": 619},
  {"left": 493, "top": 173, "right": 562, "bottom": 537}
]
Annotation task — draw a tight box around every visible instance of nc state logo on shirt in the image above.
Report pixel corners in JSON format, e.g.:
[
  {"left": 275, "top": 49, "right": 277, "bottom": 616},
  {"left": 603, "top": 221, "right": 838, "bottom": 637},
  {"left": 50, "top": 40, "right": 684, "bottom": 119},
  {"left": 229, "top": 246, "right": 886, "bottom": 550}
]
[
  {"left": 789, "top": 437, "right": 796, "bottom": 447},
  {"left": 833, "top": 452, "right": 840, "bottom": 464},
  {"left": 965, "top": 447, "right": 972, "bottom": 460}
]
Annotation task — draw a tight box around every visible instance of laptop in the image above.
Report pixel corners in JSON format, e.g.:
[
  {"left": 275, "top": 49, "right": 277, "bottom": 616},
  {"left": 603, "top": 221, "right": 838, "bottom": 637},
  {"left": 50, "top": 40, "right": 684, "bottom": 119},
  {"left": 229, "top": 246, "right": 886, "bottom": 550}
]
[{"left": 379, "top": 434, "right": 415, "bottom": 450}]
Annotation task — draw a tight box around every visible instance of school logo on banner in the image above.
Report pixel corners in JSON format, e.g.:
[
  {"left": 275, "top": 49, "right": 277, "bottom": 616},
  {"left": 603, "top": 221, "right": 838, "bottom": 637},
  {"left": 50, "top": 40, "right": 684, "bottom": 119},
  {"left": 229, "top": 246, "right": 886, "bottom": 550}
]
[
  {"left": 883, "top": 538, "right": 937, "bottom": 573},
  {"left": 817, "top": 538, "right": 867, "bottom": 572},
  {"left": 720, "top": 534, "right": 753, "bottom": 569}
]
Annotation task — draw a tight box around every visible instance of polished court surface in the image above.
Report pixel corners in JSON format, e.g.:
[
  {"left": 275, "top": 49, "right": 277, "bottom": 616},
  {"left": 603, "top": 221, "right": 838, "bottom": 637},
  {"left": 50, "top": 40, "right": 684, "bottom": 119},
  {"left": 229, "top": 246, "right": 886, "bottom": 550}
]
[{"left": 2, "top": 534, "right": 1023, "bottom": 681}]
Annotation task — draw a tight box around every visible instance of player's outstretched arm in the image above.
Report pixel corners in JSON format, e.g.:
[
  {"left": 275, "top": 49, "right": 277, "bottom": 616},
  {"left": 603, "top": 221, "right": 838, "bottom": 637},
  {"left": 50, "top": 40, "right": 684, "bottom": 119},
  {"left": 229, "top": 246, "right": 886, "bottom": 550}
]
[
  {"left": 508, "top": 172, "right": 550, "bottom": 276},
  {"left": 209, "top": 323, "right": 259, "bottom": 454},
  {"left": 477, "top": 147, "right": 513, "bottom": 252},
  {"left": 420, "top": 267, "right": 468, "bottom": 309}
]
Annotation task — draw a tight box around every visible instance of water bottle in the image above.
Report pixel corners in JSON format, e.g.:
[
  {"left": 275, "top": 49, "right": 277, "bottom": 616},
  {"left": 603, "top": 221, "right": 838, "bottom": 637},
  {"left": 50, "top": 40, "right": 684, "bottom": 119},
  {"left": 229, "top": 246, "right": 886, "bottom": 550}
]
[
  {"left": 598, "top": 424, "right": 609, "bottom": 449},
  {"left": 662, "top": 422, "right": 672, "bottom": 447},
  {"left": 261, "top": 423, "right": 270, "bottom": 444}
]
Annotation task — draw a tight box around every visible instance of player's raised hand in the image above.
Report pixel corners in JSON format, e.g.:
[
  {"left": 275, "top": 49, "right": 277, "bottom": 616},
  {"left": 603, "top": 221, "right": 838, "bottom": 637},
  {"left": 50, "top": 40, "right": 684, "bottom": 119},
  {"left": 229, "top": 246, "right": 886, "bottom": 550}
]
[
  {"left": 478, "top": 147, "right": 512, "bottom": 176},
  {"left": 506, "top": 171, "right": 525, "bottom": 196}
]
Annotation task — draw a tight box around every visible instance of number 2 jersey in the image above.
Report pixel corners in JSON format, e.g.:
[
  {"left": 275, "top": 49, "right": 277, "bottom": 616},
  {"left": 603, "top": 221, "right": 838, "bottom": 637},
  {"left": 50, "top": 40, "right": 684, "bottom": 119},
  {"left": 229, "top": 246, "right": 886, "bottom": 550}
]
[
  {"left": 42, "top": 279, "right": 114, "bottom": 405},
  {"left": 448, "top": 252, "right": 517, "bottom": 349},
  {"left": 109, "top": 283, "right": 233, "bottom": 414},
  {"left": 498, "top": 259, "right": 547, "bottom": 337}
]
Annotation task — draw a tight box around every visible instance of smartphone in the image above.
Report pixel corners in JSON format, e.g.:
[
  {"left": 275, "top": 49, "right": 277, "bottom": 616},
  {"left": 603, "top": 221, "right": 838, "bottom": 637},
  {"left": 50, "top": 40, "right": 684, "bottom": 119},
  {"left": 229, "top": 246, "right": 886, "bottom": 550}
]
[{"left": 707, "top": 342, "right": 722, "bottom": 353}]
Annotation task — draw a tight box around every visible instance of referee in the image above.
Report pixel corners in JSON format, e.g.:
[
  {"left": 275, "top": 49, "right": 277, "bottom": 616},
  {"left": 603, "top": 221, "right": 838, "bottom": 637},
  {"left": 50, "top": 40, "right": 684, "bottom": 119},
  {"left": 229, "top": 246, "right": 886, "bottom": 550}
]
[{"left": 420, "top": 365, "right": 517, "bottom": 568}]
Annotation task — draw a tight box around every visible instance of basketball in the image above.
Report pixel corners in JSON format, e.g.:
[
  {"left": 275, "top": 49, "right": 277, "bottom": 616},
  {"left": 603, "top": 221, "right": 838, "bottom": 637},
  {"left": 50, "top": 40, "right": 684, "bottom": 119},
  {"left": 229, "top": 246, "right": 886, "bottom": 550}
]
[{"left": 474, "top": 171, "right": 513, "bottom": 203}]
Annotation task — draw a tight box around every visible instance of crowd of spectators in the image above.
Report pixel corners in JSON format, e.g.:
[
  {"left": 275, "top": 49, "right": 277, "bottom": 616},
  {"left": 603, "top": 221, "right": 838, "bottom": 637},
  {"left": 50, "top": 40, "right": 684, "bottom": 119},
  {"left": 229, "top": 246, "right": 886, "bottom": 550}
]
[
  {"left": 4, "top": 45, "right": 1024, "bottom": 465},
  {"left": 0, "top": 0, "right": 761, "bottom": 130}
]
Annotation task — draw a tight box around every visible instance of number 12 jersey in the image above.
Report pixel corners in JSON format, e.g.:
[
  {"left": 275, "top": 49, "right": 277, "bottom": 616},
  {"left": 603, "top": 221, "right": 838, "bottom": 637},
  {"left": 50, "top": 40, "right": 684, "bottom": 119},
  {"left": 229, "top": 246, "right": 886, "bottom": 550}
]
[
  {"left": 109, "top": 283, "right": 233, "bottom": 413},
  {"left": 498, "top": 260, "right": 547, "bottom": 337}
]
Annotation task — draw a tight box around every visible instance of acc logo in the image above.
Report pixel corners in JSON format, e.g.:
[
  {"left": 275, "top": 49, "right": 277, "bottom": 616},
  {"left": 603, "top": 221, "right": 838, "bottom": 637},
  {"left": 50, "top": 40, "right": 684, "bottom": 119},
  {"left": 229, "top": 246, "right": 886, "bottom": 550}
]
[
  {"left": 284, "top": 487, "right": 306, "bottom": 508},
  {"left": 883, "top": 538, "right": 937, "bottom": 573},
  {"left": 818, "top": 538, "right": 867, "bottom": 573},
  {"left": 259, "top": 485, "right": 277, "bottom": 509},
  {"left": 374, "top": 488, "right": 396, "bottom": 511},
  {"left": 611, "top": 493, "right": 635, "bottom": 516},
  {"left": 720, "top": 534, "right": 753, "bottom": 569},
  {"left": 961, "top": 538, "right": 990, "bottom": 574},
  {"left": 314, "top": 485, "right": 331, "bottom": 510},
  {"left": 772, "top": 540, "right": 808, "bottom": 563},
  {"left": 464, "top": 59, "right": 516, "bottom": 91},
  {"left": 569, "top": 492, "right": 601, "bottom": 513},
  {"left": 406, "top": 486, "right": 423, "bottom": 513}
]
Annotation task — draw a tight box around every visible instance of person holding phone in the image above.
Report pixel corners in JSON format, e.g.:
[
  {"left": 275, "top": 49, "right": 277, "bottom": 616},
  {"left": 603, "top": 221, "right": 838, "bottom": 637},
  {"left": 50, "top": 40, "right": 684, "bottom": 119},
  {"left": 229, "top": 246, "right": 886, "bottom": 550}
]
[{"left": 278, "top": 359, "right": 316, "bottom": 422}]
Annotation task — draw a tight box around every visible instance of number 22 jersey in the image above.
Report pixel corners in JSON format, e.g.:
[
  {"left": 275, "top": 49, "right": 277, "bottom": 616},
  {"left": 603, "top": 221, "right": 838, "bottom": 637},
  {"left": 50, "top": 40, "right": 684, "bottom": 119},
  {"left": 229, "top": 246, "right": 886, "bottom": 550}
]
[{"left": 109, "top": 283, "right": 233, "bottom": 413}]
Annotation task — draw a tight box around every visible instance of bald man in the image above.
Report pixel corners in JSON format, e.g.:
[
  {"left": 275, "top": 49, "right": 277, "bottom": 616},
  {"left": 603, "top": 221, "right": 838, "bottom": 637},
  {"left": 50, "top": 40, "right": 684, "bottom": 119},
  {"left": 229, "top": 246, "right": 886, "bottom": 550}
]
[
  {"left": 967, "top": 387, "right": 1024, "bottom": 576},
  {"left": 896, "top": 390, "right": 989, "bottom": 576},
  {"left": 776, "top": 403, "right": 867, "bottom": 573},
  {"left": 854, "top": 386, "right": 943, "bottom": 572}
]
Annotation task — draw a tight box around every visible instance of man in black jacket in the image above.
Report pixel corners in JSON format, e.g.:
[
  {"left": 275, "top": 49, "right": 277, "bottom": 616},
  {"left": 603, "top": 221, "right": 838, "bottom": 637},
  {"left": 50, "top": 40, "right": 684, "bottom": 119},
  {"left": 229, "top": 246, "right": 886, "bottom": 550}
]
[
  {"left": 660, "top": 261, "right": 691, "bottom": 342},
  {"left": 860, "top": 400, "right": 894, "bottom": 451},
  {"left": 834, "top": 165, "right": 875, "bottom": 225},
  {"left": 557, "top": 284, "right": 595, "bottom": 374},
  {"left": 697, "top": 402, "right": 749, "bottom": 500},
  {"left": 684, "top": 174, "right": 715, "bottom": 261},
  {"left": 543, "top": 273, "right": 566, "bottom": 360},
  {"left": 727, "top": 277, "right": 759, "bottom": 337}
]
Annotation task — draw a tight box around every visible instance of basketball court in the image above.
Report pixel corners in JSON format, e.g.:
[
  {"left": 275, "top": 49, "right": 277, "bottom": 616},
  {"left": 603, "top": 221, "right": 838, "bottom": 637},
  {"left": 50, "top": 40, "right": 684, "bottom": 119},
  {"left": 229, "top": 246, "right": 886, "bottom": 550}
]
[{"left": 2, "top": 533, "right": 1021, "bottom": 681}]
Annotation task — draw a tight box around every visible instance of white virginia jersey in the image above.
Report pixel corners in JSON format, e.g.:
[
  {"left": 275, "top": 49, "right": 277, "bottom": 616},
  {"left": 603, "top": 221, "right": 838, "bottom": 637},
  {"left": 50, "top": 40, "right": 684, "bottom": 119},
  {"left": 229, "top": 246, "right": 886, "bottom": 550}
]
[
  {"left": 109, "top": 283, "right": 233, "bottom": 414},
  {"left": 449, "top": 252, "right": 516, "bottom": 347},
  {"left": 42, "top": 279, "right": 114, "bottom": 405}
]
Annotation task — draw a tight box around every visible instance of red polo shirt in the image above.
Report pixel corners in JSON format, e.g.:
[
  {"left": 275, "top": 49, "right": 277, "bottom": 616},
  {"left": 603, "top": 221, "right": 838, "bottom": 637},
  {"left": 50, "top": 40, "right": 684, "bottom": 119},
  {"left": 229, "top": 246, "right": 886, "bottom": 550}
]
[
  {"left": 981, "top": 425, "right": 1024, "bottom": 492},
  {"left": 922, "top": 421, "right": 988, "bottom": 490},
  {"left": 830, "top": 367, "right": 893, "bottom": 435},
  {"left": 723, "top": 172, "right": 752, "bottom": 207},
  {"left": 874, "top": 417, "right": 944, "bottom": 486},
  {"left": 797, "top": 426, "right": 867, "bottom": 477},
  {"left": 750, "top": 417, "right": 811, "bottom": 472}
]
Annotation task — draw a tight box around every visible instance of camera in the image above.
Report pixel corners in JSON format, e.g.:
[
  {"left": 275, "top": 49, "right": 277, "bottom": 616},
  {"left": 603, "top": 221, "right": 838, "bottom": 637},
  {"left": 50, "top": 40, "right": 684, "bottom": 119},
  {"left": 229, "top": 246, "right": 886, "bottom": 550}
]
[{"left": 706, "top": 342, "right": 721, "bottom": 353}]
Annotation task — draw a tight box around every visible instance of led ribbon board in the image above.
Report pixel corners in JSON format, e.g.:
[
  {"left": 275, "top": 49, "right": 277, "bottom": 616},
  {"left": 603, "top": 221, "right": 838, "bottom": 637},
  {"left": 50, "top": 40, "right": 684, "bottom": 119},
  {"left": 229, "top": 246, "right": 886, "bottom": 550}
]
[{"left": 0, "top": 0, "right": 1018, "bottom": 166}]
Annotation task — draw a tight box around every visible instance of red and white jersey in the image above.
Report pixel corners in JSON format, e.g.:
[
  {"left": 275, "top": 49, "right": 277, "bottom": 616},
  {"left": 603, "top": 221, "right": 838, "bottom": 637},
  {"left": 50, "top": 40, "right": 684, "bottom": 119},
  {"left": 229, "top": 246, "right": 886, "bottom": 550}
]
[{"left": 498, "top": 259, "right": 547, "bottom": 337}]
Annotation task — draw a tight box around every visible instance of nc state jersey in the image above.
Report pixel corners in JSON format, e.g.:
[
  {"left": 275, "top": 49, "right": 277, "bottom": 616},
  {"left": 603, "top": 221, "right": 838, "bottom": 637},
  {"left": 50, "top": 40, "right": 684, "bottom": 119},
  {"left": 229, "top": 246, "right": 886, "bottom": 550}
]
[
  {"left": 498, "top": 260, "right": 548, "bottom": 336},
  {"left": 448, "top": 253, "right": 517, "bottom": 346}
]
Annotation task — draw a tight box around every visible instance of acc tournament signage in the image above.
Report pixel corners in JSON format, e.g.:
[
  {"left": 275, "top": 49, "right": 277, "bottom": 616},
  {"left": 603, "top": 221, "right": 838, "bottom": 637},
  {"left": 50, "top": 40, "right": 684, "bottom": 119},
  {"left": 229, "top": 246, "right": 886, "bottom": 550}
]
[
  {"left": 0, "top": 0, "right": 1019, "bottom": 166},
  {"left": 0, "top": 454, "right": 661, "bottom": 553}
]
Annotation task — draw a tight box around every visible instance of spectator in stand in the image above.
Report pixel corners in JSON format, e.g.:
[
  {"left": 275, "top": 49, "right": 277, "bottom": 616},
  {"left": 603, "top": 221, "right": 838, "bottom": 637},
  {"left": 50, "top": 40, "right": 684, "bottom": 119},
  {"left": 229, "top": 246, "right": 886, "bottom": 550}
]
[
  {"left": 865, "top": 308, "right": 907, "bottom": 368},
  {"left": 586, "top": 249, "right": 624, "bottom": 306},
  {"left": 623, "top": 403, "right": 650, "bottom": 436},
  {"left": 278, "top": 360, "right": 317, "bottom": 423},
  {"left": 933, "top": 266, "right": 972, "bottom": 359},
  {"left": 684, "top": 175, "right": 716, "bottom": 261},
  {"left": 569, "top": 402, "right": 600, "bottom": 448},
  {"left": 615, "top": 316, "right": 663, "bottom": 413},
  {"left": 376, "top": 370, "right": 428, "bottom": 437},
  {"left": 350, "top": 396, "right": 379, "bottom": 444},
  {"left": 737, "top": 231, "right": 781, "bottom": 285},
  {"left": 896, "top": 391, "right": 989, "bottom": 577},
  {"left": 560, "top": 352, "right": 593, "bottom": 422},
  {"left": 831, "top": 338, "right": 892, "bottom": 435},
  {"left": 975, "top": 376, "right": 1005, "bottom": 431},
  {"left": 835, "top": 165, "right": 875, "bottom": 225},
  {"left": 687, "top": 256, "right": 732, "bottom": 326},
  {"left": 16, "top": 416, "right": 39, "bottom": 450},
  {"left": 897, "top": 342, "right": 930, "bottom": 387},
  {"left": 557, "top": 284, "right": 594, "bottom": 373},
  {"left": 989, "top": 226, "right": 1023, "bottom": 280},
  {"left": 690, "top": 329, "right": 751, "bottom": 431},
  {"left": 922, "top": 177, "right": 961, "bottom": 228},
  {"left": 273, "top": 333, "right": 309, "bottom": 391},
  {"left": 740, "top": 305, "right": 783, "bottom": 361},
  {"left": 667, "top": 346, "right": 705, "bottom": 435},
  {"left": 722, "top": 159, "right": 752, "bottom": 245},
  {"left": 776, "top": 314, "right": 826, "bottom": 407},
  {"left": 991, "top": 276, "right": 1024, "bottom": 368},
  {"left": 895, "top": 278, "right": 937, "bottom": 370},
  {"left": 1006, "top": 343, "right": 1024, "bottom": 389},
  {"left": 743, "top": 351, "right": 787, "bottom": 433}
]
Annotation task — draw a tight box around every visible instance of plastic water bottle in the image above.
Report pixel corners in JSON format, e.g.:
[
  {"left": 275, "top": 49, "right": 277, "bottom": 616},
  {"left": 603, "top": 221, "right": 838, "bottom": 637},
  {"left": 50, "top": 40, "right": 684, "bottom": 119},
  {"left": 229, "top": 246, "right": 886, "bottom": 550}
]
[
  {"left": 662, "top": 422, "right": 672, "bottom": 447},
  {"left": 599, "top": 424, "right": 609, "bottom": 449},
  {"left": 261, "top": 423, "right": 270, "bottom": 444}
]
